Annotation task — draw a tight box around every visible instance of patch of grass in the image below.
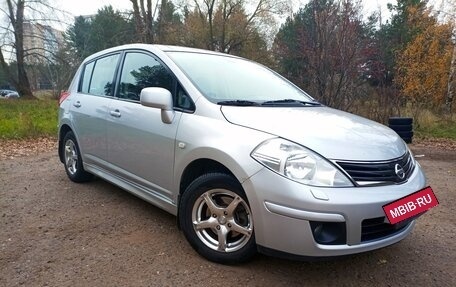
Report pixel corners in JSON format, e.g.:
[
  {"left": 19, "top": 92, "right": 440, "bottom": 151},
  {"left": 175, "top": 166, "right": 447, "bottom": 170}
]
[
  {"left": 415, "top": 114, "right": 456, "bottom": 140},
  {"left": 0, "top": 99, "right": 58, "bottom": 139}
]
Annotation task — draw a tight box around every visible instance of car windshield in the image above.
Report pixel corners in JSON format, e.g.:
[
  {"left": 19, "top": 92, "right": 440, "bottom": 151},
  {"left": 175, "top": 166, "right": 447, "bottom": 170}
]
[{"left": 167, "top": 52, "right": 317, "bottom": 106}]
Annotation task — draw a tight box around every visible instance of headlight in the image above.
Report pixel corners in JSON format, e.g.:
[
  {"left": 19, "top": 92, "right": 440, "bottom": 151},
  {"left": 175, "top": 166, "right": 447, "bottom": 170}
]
[{"left": 251, "top": 138, "right": 353, "bottom": 187}]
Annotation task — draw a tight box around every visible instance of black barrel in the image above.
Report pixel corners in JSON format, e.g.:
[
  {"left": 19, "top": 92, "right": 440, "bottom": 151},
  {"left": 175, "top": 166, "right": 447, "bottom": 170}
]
[{"left": 388, "top": 117, "right": 413, "bottom": 143}]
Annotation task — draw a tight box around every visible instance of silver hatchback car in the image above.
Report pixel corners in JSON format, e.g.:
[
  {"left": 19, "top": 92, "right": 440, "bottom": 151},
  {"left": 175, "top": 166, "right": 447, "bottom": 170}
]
[{"left": 58, "top": 44, "right": 427, "bottom": 264}]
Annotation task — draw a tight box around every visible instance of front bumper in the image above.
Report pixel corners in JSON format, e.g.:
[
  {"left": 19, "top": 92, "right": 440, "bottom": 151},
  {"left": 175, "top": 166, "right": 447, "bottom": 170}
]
[{"left": 242, "top": 162, "right": 427, "bottom": 257}]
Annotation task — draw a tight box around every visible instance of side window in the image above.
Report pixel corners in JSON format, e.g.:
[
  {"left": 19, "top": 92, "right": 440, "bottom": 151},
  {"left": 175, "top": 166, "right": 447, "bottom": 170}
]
[
  {"left": 88, "top": 54, "right": 120, "bottom": 97},
  {"left": 80, "top": 61, "right": 94, "bottom": 93},
  {"left": 117, "top": 52, "right": 173, "bottom": 101}
]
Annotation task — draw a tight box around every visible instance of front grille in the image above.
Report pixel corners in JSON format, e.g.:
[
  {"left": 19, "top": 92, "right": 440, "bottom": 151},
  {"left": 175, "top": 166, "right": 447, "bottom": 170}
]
[
  {"left": 361, "top": 217, "right": 411, "bottom": 242},
  {"left": 336, "top": 152, "right": 415, "bottom": 185}
]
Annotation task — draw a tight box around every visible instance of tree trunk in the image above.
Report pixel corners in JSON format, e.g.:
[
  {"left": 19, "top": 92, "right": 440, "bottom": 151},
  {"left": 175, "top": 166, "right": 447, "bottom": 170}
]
[
  {"left": 206, "top": 0, "right": 215, "bottom": 50},
  {"left": 6, "top": 0, "right": 35, "bottom": 99},
  {"left": 131, "top": 0, "right": 145, "bottom": 41},
  {"left": 130, "top": 0, "right": 154, "bottom": 43},
  {"left": 145, "top": 0, "right": 154, "bottom": 43},
  {"left": 446, "top": 42, "right": 455, "bottom": 114}
]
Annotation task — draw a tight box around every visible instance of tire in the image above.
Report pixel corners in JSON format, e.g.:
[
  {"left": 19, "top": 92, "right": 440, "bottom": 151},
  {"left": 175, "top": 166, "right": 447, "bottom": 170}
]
[
  {"left": 388, "top": 117, "right": 413, "bottom": 125},
  {"left": 403, "top": 137, "right": 413, "bottom": 144},
  {"left": 62, "top": 131, "right": 93, "bottom": 183},
  {"left": 179, "top": 173, "right": 256, "bottom": 264},
  {"left": 389, "top": 124, "right": 412, "bottom": 132},
  {"left": 396, "top": 131, "right": 414, "bottom": 139}
]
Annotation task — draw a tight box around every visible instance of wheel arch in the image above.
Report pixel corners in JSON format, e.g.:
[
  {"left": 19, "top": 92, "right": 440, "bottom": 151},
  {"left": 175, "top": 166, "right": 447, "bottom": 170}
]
[
  {"left": 176, "top": 156, "right": 254, "bottom": 229},
  {"left": 175, "top": 145, "right": 262, "bottom": 195},
  {"left": 179, "top": 158, "right": 235, "bottom": 198},
  {"left": 58, "top": 124, "right": 73, "bottom": 163}
]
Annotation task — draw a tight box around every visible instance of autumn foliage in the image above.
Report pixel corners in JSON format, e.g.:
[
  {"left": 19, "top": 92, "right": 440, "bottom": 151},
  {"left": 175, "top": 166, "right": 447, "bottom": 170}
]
[
  {"left": 395, "top": 7, "right": 454, "bottom": 109},
  {"left": 273, "top": 0, "right": 455, "bottom": 121}
]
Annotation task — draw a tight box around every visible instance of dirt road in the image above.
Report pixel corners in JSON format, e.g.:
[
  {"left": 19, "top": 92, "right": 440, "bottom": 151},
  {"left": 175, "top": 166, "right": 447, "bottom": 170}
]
[{"left": 0, "top": 144, "right": 455, "bottom": 286}]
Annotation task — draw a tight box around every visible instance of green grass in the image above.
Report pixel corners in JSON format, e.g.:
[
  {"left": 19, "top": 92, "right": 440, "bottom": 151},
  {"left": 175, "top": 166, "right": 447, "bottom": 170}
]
[
  {"left": 416, "top": 120, "right": 456, "bottom": 140},
  {"left": 410, "top": 110, "right": 456, "bottom": 140},
  {"left": 0, "top": 99, "right": 58, "bottom": 139}
]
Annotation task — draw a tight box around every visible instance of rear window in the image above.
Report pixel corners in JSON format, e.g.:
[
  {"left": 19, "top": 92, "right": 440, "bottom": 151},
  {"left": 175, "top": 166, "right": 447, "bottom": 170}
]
[{"left": 79, "top": 53, "right": 120, "bottom": 97}]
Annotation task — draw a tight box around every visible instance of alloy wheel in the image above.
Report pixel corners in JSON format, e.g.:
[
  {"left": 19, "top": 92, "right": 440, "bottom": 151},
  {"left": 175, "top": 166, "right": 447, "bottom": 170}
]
[
  {"left": 192, "top": 188, "right": 253, "bottom": 252},
  {"left": 64, "top": 139, "right": 78, "bottom": 175}
]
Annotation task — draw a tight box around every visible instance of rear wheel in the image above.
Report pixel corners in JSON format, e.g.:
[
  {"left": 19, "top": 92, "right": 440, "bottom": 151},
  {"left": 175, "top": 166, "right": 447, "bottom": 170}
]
[
  {"left": 179, "top": 173, "right": 256, "bottom": 264},
  {"left": 62, "top": 131, "right": 93, "bottom": 182}
]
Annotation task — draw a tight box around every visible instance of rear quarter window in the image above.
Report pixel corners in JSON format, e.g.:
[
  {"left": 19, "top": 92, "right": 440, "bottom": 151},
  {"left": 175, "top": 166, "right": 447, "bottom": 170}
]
[{"left": 80, "top": 61, "right": 95, "bottom": 93}]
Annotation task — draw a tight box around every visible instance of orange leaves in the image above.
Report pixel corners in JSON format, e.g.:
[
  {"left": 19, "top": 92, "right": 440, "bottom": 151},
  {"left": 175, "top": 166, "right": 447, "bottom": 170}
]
[{"left": 396, "top": 8, "right": 454, "bottom": 107}]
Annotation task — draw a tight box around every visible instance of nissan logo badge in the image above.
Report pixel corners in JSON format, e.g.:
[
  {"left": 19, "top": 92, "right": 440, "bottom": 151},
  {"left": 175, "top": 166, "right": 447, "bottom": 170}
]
[{"left": 395, "top": 164, "right": 406, "bottom": 180}]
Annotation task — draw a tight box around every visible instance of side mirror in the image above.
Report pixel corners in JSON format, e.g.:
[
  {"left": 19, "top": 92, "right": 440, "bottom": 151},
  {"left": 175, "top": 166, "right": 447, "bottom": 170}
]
[{"left": 140, "top": 87, "right": 175, "bottom": 124}]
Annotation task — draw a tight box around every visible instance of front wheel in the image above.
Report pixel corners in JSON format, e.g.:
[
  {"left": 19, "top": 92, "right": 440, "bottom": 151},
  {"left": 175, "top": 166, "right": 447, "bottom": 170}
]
[{"left": 179, "top": 173, "right": 256, "bottom": 264}]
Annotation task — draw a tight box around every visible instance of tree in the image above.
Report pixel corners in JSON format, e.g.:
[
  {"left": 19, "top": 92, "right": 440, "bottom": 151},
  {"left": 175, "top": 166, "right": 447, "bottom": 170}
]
[
  {"left": 438, "top": 0, "right": 456, "bottom": 113},
  {"left": 447, "top": 43, "right": 456, "bottom": 113},
  {"left": 89, "top": 6, "right": 135, "bottom": 52},
  {"left": 1, "top": 0, "right": 33, "bottom": 98},
  {"left": 155, "top": 0, "right": 184, "bottom": 44},
  {"left": 395, "top": 7, "right": 454, "bottom": 115},
  {"left": 374, "top": 0, "right": 428, "bottom": 85},
  {"left": 66, "top": 6, "right": 135, "bottom": 63},
  {"left": 0, "top": 0, "right": 66, "bottom": 98},
  {"left": 63, "top": 6, "right": 136, "bottom": 95},
  {"left": 130, "top": 0, "right": 157, "bottom": 43},
  {"left": 182, "top": 0, "right": 287, "bottom": 64},
  {"left": 274, "top": 0, "right": 369, "bottom": 110},
  {"left": 65, "top": 16, "right": 92, "bottom": 62}
]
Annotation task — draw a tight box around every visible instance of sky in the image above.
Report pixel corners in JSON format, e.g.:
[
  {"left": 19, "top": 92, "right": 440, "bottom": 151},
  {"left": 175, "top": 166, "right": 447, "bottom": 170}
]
[
  {"left": 56, "top": 0, "right": 132, "bottom": 17},
  {"left": 56, "top": 0, "right": 396, "bottom": 22}
]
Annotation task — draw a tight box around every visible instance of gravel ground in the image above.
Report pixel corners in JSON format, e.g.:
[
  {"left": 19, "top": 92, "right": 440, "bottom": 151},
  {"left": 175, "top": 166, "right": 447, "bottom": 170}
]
[{"left": 0, "top": 143, "right": 455, "bottom": 287}]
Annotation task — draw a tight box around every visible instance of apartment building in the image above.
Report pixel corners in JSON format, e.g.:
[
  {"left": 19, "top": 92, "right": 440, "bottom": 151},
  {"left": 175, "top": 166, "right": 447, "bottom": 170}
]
[{"left": 23, "top": 21, "right": 64, "bottom": 63}]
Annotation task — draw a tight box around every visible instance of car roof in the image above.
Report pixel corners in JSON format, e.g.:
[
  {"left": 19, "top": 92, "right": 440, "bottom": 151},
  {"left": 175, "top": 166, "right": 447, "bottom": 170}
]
[{"left": 83, "top": 44, "right": 236, "bottom": 63}]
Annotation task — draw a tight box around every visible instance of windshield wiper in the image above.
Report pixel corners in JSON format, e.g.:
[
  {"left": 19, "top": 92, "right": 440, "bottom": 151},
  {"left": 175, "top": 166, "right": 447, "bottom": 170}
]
[
  {"left": 217, "top": 100, "right": 260, "bottom": 106},
  {"left": 261, "top": 99, "right": 321, "bottom": 106}
]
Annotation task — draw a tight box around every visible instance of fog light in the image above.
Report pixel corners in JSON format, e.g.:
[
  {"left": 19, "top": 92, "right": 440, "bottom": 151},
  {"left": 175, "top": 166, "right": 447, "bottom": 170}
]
[{"left": 309, "top": 221, "right": 346, "bottom": 245}]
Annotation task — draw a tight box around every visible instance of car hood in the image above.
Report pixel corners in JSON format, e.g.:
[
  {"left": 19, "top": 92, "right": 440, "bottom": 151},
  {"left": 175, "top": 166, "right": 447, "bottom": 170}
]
[{"left": 221, "top": 106, "right": 406, "bottom": 161}]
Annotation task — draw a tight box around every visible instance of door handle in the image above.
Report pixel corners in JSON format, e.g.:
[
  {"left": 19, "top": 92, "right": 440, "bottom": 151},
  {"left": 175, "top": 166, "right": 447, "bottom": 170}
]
[
  {"left": 110, "top": 109, "right": 121, "bottom": 118},
  {"left": 73, "top": 101, "right": 81, "bottom": 108}
]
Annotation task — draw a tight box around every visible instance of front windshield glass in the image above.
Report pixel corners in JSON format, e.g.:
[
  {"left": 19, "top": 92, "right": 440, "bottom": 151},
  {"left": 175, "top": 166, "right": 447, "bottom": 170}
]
[{"left": 167, "top": 52, "right": 316, "bottom": 104}]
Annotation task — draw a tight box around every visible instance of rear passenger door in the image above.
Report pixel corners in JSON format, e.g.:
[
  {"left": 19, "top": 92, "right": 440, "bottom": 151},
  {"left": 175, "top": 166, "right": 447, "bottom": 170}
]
[
  {"left": 106, "top": 51, "right": 184, "bottom": 198},
  {"left": 70, "top": 53, "right": 120, "bottom": 166}
]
